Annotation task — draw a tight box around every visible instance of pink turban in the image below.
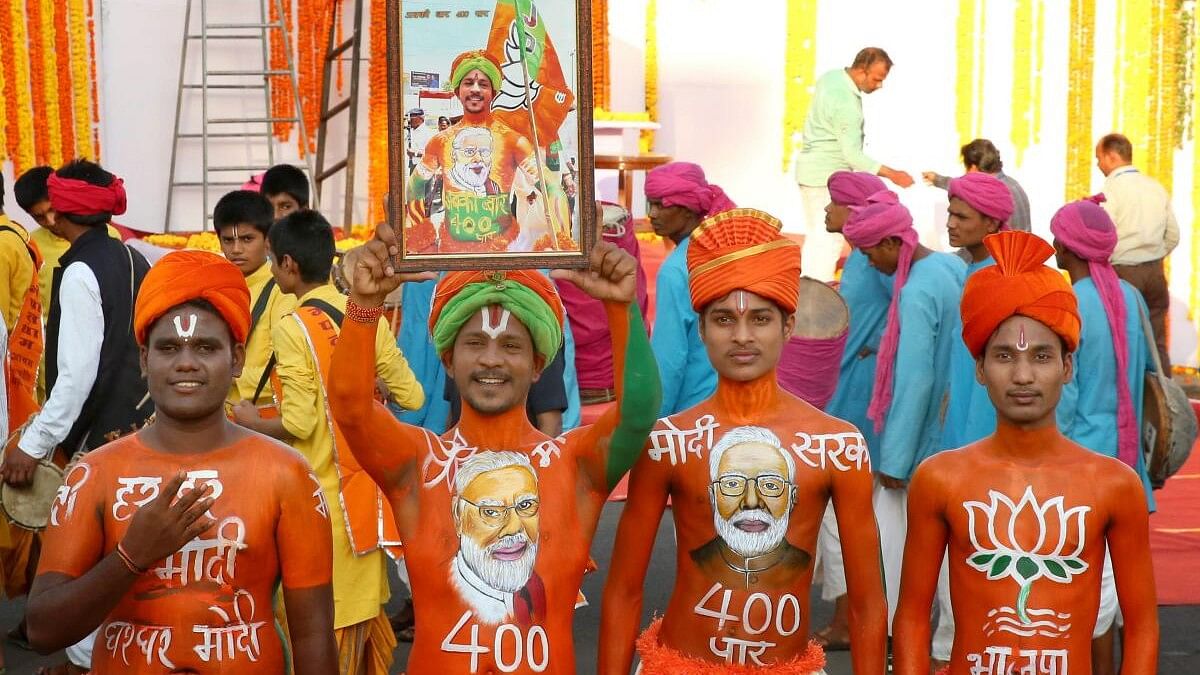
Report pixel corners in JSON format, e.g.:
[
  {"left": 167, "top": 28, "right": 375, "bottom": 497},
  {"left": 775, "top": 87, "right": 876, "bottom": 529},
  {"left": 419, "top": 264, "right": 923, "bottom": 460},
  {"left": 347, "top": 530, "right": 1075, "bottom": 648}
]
[
  {"left": 948, "top": 172, "right": 1014, "bottom": 227},
  {"left": 1050, "top": 195, "right": 1138, "bottom": 469},
  {"left": 842, "top": 190, "right": 918, "bottom": 433},
  {"left": 827, "top": 171, "right": 887, "bottom": 207},
  {"left": 644, "top": 162, "right": 736, "bottom": 217}
]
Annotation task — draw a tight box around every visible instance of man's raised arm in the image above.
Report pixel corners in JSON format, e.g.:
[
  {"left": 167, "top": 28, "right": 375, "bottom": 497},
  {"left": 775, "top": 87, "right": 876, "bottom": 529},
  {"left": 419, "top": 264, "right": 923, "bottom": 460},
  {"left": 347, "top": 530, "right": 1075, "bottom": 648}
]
[
  {"left": 552, "top": 242, "right": 661, "bottom": 494},
  {"left": 328, "top": 241, "right": 435, "bottom": 487}
]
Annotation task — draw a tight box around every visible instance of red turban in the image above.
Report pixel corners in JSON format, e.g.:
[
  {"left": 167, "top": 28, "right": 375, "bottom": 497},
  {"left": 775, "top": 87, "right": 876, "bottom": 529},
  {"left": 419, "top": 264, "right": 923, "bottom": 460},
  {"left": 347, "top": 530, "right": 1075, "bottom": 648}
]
[
  {"left": 686, "top": 208, "right": 801, "bottom": 313},
  {"left": 947, "top": 172, "right": 1014, "bottom": 227},
  {"left": 644, "top": 162, "right": 736, "bottom": 217},
  {"left": 134, "top": 251, "right": 251, "bottom": 345},
  {"left": 960, "top": 231, "right": 1080, "bottom": 358},
  {"left": 47, "top": 173, "right": 128, "bottom": 217},
  {"left": 827, "top": 171, "right": 887, "bottom": 207}
]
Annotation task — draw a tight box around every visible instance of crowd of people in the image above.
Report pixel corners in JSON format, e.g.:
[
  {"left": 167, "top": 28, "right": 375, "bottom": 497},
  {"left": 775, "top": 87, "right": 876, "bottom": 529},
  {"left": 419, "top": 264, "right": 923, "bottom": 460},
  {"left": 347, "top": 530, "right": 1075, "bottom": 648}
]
[{"left": 0, "top": 44, "right": 1177, "bottom": 675}]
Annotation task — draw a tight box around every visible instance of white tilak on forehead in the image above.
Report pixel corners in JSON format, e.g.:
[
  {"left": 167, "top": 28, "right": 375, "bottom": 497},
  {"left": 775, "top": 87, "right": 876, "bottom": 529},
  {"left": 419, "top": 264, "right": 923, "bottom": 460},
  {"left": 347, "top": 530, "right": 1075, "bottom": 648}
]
[
  {"left": 1016, "top": 323, "right": 1029, "bottom": 351},
  {"left": 480, "top": 306, "right": 511, "bottom": 339},
  {"left": 734, "top": 290, "right": 748, "bottom": 316},
  {"left": 174, "top": 314, "right": 198, "bottom": 340}
]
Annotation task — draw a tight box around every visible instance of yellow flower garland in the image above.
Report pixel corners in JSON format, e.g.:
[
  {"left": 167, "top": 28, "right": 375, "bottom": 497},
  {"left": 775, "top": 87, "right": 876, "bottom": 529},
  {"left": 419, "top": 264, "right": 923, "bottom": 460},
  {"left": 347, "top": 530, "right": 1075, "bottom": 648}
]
[
  {"left": 38, "top": 0, "right": 63, "bottom": 167},
  {"left": 1011, "top": 0, "right": 1033, "bottom": 164},
  {"left": 8, "top": 0, "right": 35, "bottom": 172},
  {"left": 782, "top": 0, "right": 818, "bottom": 172},
  {"left": 1192, "top": 4, "right": 1200, "bottom": 327},
  {"left": 1032, "top": 0, "right": 1044, "bottom": 145},
  {"left": 955, "top": 0, "right": 977, "bottom": 146},
  {"left": 639, "top": 0, "right": 657, "bottom": 153},
  {"left": 69, "top": 0, "right": 93, "bottom": 159},
  {"left": 1064, "top": 0, "right": 1095, "bottom": 201}
]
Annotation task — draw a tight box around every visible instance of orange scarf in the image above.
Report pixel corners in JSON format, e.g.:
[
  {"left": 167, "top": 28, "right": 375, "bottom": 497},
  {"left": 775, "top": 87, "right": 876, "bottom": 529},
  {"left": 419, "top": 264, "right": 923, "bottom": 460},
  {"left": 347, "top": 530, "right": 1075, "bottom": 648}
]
[
  {"left": 5, "top": 239, "right": 43, "bottom": 431},
  {"left": 278, "top": 306, "right": 402, "bottom": 559}
]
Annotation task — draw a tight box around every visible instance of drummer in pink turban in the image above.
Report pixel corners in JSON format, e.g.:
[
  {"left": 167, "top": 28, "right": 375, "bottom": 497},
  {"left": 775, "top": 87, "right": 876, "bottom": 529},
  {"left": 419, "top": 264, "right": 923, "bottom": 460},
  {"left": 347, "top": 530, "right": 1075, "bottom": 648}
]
[
  {"left": 1051, "top": 196, "right": 1156, "bottom": 502},
  {"left": 841, "top": 190, "right": 967, "bottom": 622},
  {"left": 645, "top": 162, "right": 737, "bottom": 415}
]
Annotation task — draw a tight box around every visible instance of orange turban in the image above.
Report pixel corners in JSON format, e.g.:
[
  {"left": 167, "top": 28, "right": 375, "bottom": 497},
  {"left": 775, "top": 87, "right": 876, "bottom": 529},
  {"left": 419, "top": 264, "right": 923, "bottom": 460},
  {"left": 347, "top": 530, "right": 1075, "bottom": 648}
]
[
  {"left": 960, "top": 231, "right": 1080, "bottom": 358},
  {"left": 134, "top": 251, "right": 252, "bottom": 346},
  {"left": 686, "top": 208, "right": 801, "bottom": 313},
  {"left": 429, "top": 270, "right": 566, "bottom": 360}
]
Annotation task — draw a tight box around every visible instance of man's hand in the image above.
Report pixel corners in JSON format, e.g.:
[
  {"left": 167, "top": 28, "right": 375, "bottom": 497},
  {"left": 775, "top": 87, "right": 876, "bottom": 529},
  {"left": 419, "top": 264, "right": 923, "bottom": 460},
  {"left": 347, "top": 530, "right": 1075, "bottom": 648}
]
[
  {"left": 550, "top": 240, "right": 637, "bottom": 304},
  {"left": 1, "top": 447, "right": 40, "bottom": 487},
  {"left": 231, "top": 400, "right": 263, "bottom": 433},
  {"left": 342, "top": 241, "right": 435, "bottom": 308},
  {"left": 921, "top": 171, "right": 939, "bottom": 185},
  {"left": 877, "top": 473, "right": 908, "bottom": 490},
  {"left": 120, "top": 474, "right": 216, "bottom": 570}
]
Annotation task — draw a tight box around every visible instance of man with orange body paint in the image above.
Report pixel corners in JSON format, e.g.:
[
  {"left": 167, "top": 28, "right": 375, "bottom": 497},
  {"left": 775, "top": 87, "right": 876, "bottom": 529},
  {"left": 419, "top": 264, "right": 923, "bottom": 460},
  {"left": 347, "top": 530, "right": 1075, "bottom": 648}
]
[
  {"left": 24, "top": 250, "right": 336, "bottom": 673},
  {"left": 894, "top": 231, "right": 1158, "bottom": 674},
  {"left": 327, "top": 223, "right": 659, "bottom": 674},
  {"left": 599, "top": 208, "right": 887, "bottom": 674}
]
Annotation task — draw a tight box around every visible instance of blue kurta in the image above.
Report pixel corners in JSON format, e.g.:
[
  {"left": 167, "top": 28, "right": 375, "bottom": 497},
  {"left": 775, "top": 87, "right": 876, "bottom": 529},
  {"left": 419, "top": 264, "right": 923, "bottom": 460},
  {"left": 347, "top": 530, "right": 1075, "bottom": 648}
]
[
  {"left": 877, "top": 252, "right": 967, "bottom": 479},
  {"left": 652, "top": 235, "right": 716, "bottom": 416},
  {"left": 941, "top": 256, "right": 996, "bottom": 451},
  {"left": 827, "top": 249, "right": 893, "bottom": 454},
  {"left": 394, "top": 275, "right": 582, "bottom": 434},
  {"left": 1057, "top": 277, "right": 1156, "bottom": 508}
]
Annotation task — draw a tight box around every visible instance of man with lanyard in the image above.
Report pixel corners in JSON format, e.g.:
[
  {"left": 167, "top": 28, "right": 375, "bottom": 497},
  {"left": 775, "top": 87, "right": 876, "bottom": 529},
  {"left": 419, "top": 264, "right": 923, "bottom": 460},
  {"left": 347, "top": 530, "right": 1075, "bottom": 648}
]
[
  {"left": 810, "top": 170, "right": 891, "bottom": 651},
  {"left": 233, "top": 209, "right": 423, "bottom": 674},
  {"left": 599, "top": 208, "right": 886, "bottom": 675},
  {"left": 794, "top": 47, "right": 915, "bottom": 282},
  {"left": 8, "top": 160, "right": 153, "bottom": 674},
  {"left": 215, "top": 190, "right": 296, "bottom": 417},
  {"left": 1050, "top": 198, "right": 1156, "bottom": 674},
  {"left": 327, "top": 225, "right": 659, "bottom": 674},
  {"left": 644, "top": 162, "right": 736, "bottom": 416},
  {"left": 840, "top": 190, "right": 966, "bottom": 636},
  {"left": 25, "top": 250, "right": 337, "bottom": 673},
  {"left": 894, "top": 230, "right": 1158, "bottom": 675}
]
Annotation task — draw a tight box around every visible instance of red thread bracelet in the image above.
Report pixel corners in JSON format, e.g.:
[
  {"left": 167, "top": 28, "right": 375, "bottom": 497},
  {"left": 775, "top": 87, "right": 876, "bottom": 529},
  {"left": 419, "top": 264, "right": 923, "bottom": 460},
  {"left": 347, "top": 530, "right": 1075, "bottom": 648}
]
[{"left": 346, "top": 299, "right": 385, "bottom": 324}]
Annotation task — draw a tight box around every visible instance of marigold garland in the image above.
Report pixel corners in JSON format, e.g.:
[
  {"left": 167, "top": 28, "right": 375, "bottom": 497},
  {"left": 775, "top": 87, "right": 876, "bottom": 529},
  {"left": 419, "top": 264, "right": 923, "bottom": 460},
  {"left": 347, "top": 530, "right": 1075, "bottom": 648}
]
[
  {"left": 7, "top": 0, "right": 36, "bottom": 172},
  {"left": 87, "top": 0, "right": 101, "bottom": 156},
  {"left": 269, "top": 0, "right": 296, "bottom": 141},
  {"left": 0, "top": 0, "right": 12, "bottom": 163},
  {"left": 639, "top": 0, "right": 657, "bottom": 153},
  {"left": 1191, "top": 3, "right": 1200, "bottom": 327},
  {"left": 1032, "top": 0, "right": 1044, "bottom": 145},
  {"left": 1011, "top": 0, "right": 1033, "bottom": 164},
  {"left": 1064, "top": 0, "right": 1095, "bottom": 201},
  {"left": 296, "top": 0, "right": 337, "bottom": 156},
  {"left": 592, "top": 0, "right": 609, "bottom": 111},
  {"left": 954, "top": 0, "right": 977, "bottom": 146},
  {"left": 24, "top": 0, "right": 50, "bottom": 164},
  {"left": 37, "top": 0, "right": 64, "bottom": 166},
  {"left": 68, "top": 0, "right": 93, "bottom": 159},
  {"left": 782, "top": 0, "right": 818, "bottom": 172},
  {"left": 53, "top": 0, "right": 77, "bottom": 162},
  {"left": 366, "top": 0, "right": 388, "bottom": 225}
]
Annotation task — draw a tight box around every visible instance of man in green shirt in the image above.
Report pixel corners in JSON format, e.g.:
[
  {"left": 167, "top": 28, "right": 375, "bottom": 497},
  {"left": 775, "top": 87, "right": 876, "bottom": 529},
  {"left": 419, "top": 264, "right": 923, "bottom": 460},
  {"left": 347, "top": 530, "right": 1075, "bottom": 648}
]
[{"left": 795, "top": 47, "right": 914, "bottom": 281}]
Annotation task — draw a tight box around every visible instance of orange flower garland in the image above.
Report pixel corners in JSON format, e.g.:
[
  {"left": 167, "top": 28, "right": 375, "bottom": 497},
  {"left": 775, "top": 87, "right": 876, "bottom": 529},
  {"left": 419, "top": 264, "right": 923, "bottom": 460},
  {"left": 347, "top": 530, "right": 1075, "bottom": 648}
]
[
  {"left": 0, "top": 0, "right": 15, "bottom": 163},
  {"left": 24, "top": 0, "right": 50, "bottom": 164},
  {"left": 592, "top": 0, "right": 609, "bottom": 111},
  {"left": 367, "top": 0, "right": 388, "bottom": 225},
  {"left": 68, "top": 0, "right": 93, "bottom": 159},
  {"left": 7, "top": 0, "right": 35, "bottom": 172},
  {"left": 296, "top": 0, "right": 337, "bottom": 156},
  {"left": 53, "top": 0, "right": 77, "bottom": 162},
  {"left": 269, "top": 0, "right": 296, "bottom": 141},
  {"left": 87, "top": 0, "right": 101, "bottom": 156}
]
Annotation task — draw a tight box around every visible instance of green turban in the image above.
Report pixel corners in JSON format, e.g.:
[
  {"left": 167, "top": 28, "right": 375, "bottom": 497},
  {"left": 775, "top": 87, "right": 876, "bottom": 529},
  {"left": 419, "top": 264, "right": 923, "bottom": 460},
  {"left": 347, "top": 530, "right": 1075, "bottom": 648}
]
[
  {"left": 450, "top": 50, "right": 502, "bottom": 92},
  {"left": 430, "top": 276, "right": 563, "bottom": 362}
]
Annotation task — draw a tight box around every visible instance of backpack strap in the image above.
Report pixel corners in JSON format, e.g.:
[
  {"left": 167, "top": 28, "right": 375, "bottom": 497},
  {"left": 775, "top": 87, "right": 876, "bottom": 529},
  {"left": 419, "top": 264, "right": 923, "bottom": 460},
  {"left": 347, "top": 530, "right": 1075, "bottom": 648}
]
[
  {"left": 250, "top": 295, "right": 344, "bottom": 403},
  {"left": 248, "top": 278, "right": 276, "bottom": 338},
  {"left": 0, "top": 225, "right": 37, "bottom": 265}
]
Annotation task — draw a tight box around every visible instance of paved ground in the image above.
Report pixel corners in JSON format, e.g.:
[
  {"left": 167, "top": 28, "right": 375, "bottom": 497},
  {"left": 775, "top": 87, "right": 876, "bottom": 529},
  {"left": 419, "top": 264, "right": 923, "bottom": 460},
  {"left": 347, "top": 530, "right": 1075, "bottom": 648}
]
[{"left": 2, "top": 502, "right": 1197, "bottom": 673}]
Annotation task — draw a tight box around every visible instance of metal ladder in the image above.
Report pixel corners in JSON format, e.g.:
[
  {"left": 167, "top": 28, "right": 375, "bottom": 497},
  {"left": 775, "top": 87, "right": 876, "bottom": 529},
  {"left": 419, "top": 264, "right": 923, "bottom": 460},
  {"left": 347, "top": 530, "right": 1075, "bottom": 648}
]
[
  {"left": 314, "top": 0, "right": 364, "bottom": 232},
  {"left": 164, "top": 0, "right": 314, "bottom": 231}
]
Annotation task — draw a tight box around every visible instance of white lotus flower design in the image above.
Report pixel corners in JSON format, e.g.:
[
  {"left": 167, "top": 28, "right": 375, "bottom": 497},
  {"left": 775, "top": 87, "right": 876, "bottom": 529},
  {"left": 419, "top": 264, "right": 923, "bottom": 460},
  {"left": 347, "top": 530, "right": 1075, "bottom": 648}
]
[{"left": 963, "top": 486, "right": 1091, "bottom": 623}]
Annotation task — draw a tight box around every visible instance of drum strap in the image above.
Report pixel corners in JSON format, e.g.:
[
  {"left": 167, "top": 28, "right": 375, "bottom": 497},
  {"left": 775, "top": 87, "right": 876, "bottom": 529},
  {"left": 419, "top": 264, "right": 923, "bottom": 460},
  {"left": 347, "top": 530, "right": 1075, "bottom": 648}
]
[{"left": 1134, "top": 302, "right": 1164, "bottom": 375}]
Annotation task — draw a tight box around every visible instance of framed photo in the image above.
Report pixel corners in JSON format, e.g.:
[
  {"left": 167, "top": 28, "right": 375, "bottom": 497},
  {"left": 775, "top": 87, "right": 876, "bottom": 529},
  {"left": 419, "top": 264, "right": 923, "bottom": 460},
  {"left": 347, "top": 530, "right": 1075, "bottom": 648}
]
[{"left": 387, "top": 0, "right": 595, "bottom": 271}]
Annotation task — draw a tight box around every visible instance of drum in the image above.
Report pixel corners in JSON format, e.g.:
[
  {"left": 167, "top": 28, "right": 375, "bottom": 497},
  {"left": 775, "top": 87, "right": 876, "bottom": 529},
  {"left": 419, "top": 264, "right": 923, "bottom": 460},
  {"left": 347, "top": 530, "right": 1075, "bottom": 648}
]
[
  {"left": 793, "top": 277, "right": 850, "bottom": 340},
  {"left": 1, "top": 427, "right": 66, "bottom": 531},
  {"left": 778, "top": 277, "right": 850, "bottom": 410}
]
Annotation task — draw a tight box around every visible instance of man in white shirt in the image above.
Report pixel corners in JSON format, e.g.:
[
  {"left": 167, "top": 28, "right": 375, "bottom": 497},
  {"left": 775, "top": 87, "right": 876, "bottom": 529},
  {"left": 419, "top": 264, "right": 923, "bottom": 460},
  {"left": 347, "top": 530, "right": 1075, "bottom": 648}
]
[
  {"left": 2, "top": 159, "right": 151, "bottom": 675},
  {"left": 406, "top": 108, "right": 436, "bottom": 173},
  {"left": 794, "top": 47, "right": 915, "bottom": 281},
  {"left": 1095, "top": 133, "right": 1179, "bottom": 369}
]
